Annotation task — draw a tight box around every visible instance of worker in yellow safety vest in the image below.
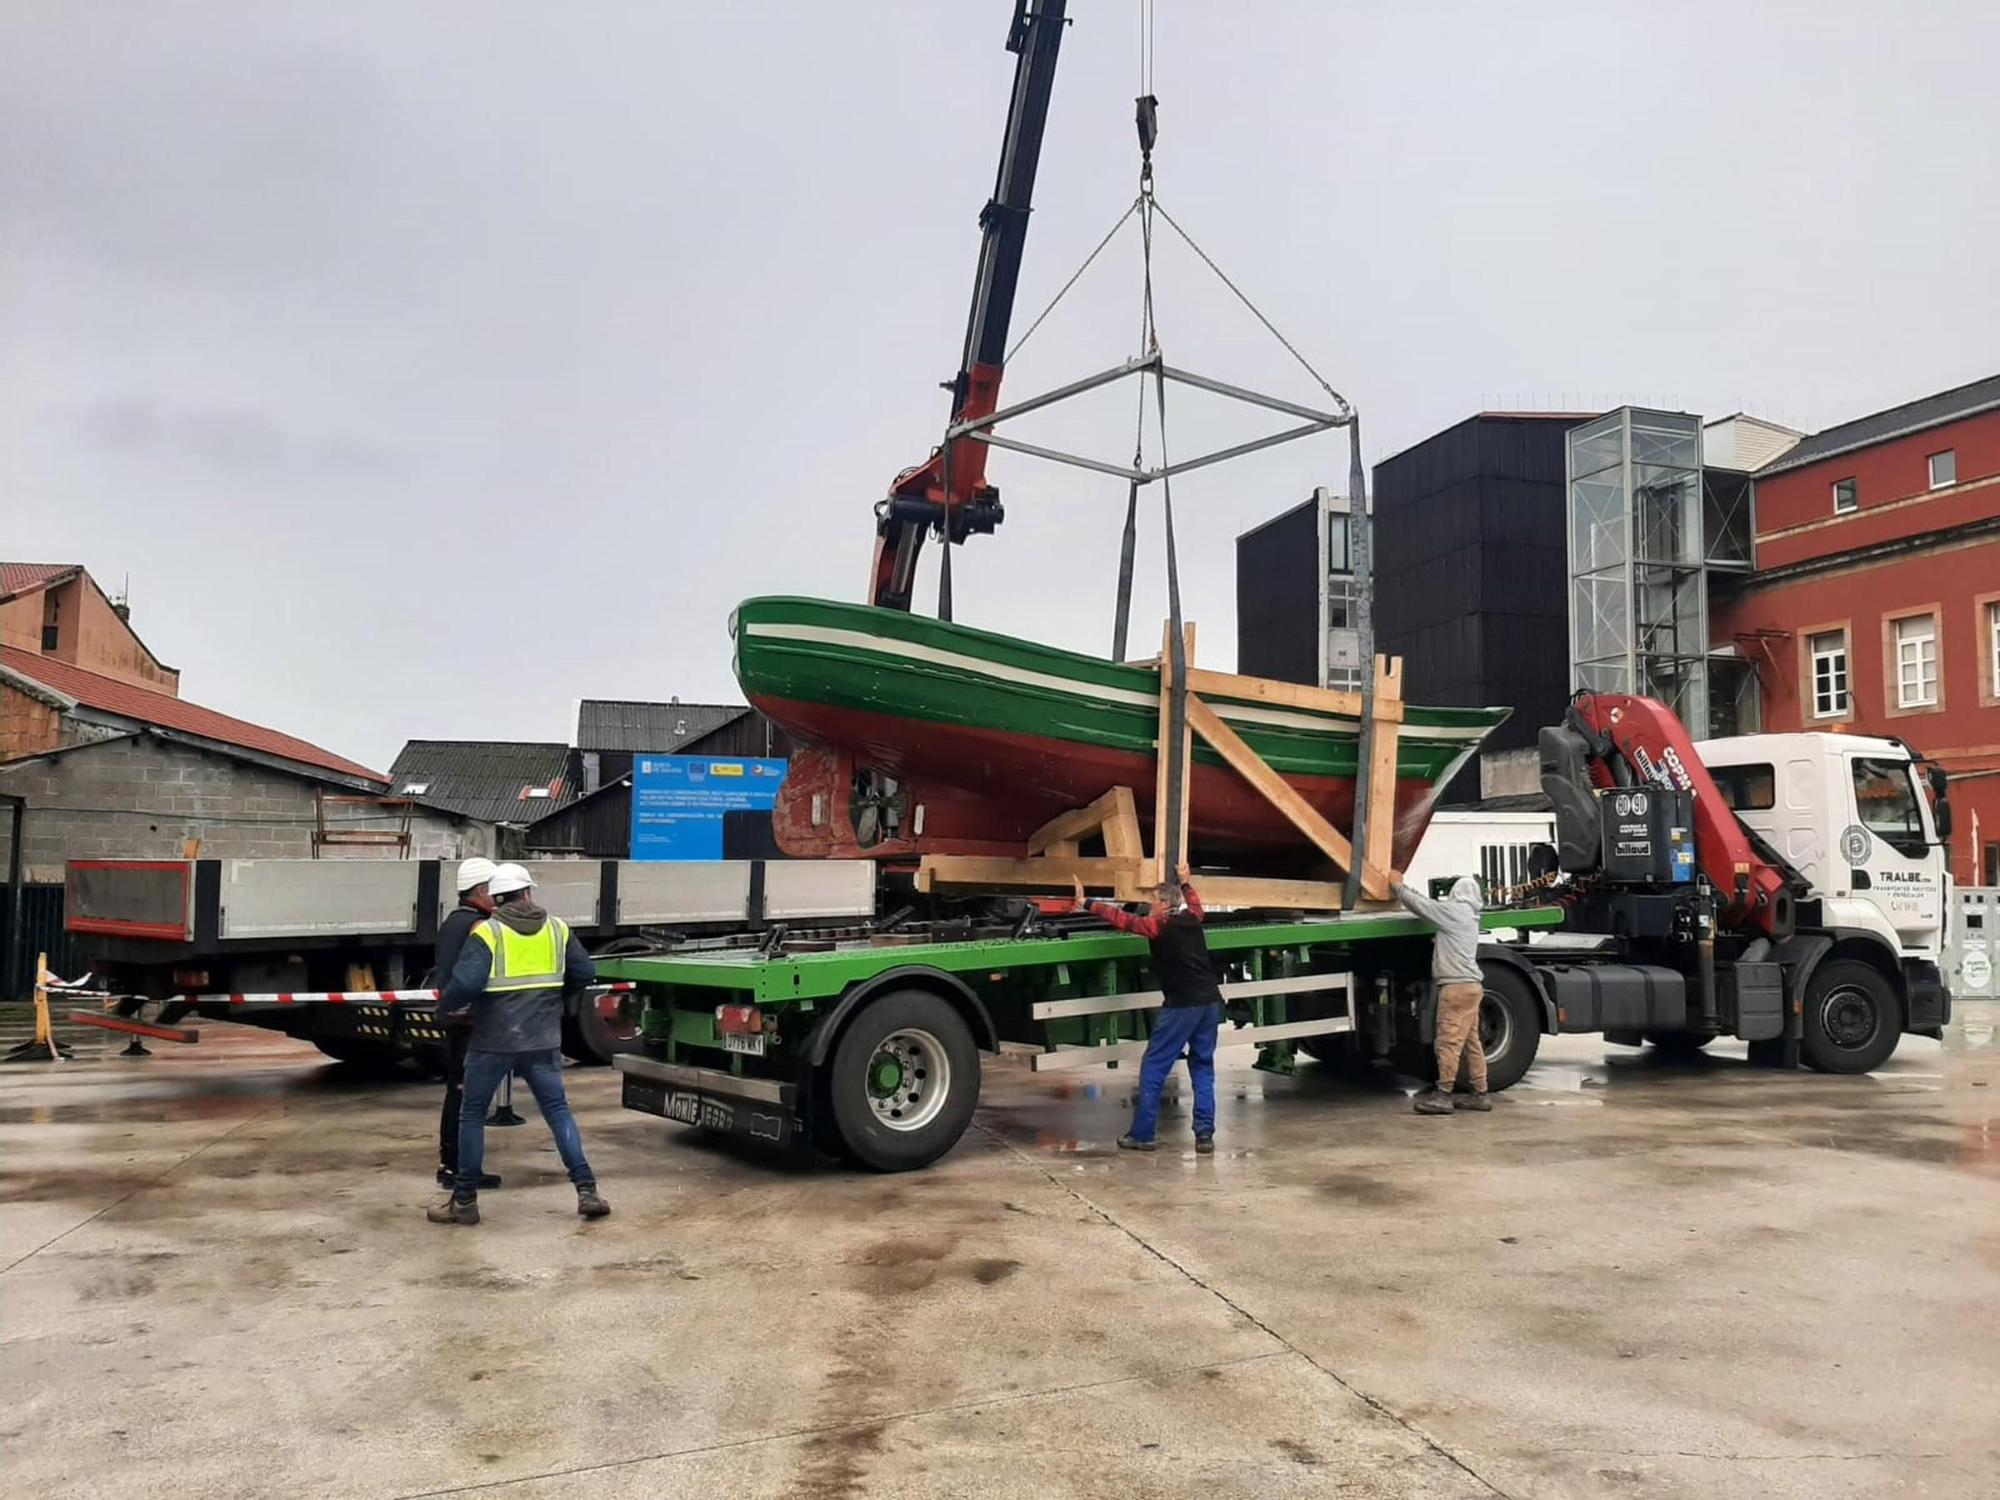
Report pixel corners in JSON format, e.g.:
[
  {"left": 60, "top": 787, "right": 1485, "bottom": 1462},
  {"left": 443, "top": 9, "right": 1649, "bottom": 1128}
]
[{"left": 429, "top": 862, "right": 609, "bottom": 1225}]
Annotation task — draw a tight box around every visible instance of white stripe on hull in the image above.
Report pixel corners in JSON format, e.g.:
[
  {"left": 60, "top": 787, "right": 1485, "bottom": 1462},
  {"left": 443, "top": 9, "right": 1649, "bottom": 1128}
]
[{"left": 742, "top": 621, "right": 1491, "bottom": 744}]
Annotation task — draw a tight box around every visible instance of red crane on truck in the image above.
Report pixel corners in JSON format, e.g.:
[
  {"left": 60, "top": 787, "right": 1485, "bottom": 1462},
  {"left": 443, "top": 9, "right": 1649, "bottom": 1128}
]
[{"left": 868, "top": 0, "right": 1068, "bottom": 613}]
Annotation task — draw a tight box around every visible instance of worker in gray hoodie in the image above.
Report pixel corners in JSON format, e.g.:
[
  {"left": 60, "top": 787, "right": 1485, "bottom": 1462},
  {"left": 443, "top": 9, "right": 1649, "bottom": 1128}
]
[
  {"left": 429, "top": 862, "right": 610, "bottom": 1224},
  {"left": 1390, "top": 874, "right": 1492, "bottom": 1115}
]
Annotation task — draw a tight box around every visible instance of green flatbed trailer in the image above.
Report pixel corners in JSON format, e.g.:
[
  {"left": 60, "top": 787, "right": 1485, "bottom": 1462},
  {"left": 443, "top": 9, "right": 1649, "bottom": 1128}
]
[{"left": 601, "top": 906, "right": 1563, "bottom": 1170}]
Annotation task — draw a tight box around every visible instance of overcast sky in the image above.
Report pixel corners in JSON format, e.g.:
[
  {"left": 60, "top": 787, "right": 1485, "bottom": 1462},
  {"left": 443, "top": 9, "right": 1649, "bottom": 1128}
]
[{"left": 5, "top": 1, "right": 1997, "bottom": 775}]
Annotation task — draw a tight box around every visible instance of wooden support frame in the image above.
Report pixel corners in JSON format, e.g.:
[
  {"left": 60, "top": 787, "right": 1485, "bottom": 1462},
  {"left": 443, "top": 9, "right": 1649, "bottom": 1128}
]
[{"left": 915, "top": 618, "right": 1406, "bottom": 912}]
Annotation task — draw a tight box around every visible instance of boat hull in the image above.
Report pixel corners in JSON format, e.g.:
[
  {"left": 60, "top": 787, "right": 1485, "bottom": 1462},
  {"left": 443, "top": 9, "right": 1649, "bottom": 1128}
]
[{"left": 732, "top": 596, "right": 1505, "bottom": 871}]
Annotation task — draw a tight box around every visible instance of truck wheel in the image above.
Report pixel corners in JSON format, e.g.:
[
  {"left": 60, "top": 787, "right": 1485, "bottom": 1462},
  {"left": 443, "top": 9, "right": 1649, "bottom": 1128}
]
[
  {"left": 1802, "top": 961, "right": 1901, "bottom": 1074},
  {"left": 826, "top": 989, "right": 980, "bottom": 1172},
  {"left": 1476, "top": 965, "right": 1542, "bottom": 1093},
  {"left": 560, "top": 990, "right": 641, "bottom": 1066}
]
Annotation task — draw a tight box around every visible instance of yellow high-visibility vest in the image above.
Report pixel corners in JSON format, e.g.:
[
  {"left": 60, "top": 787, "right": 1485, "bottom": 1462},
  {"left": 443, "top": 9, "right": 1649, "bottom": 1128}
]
[{"left": 470, "top": 915, "right": 571, "bottom": 992}]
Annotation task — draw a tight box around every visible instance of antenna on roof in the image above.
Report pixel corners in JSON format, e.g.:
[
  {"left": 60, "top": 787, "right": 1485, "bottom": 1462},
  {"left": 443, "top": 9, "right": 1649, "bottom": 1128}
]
[{"left": 111, "top": 572, "right": 132, "bottom": 623}]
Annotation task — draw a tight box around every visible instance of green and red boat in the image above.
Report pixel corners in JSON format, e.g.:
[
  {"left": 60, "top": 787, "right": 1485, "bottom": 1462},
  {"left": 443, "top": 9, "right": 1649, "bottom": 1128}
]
[{"left": 733, "top": 595, "right": 1508, "bottom": 872}]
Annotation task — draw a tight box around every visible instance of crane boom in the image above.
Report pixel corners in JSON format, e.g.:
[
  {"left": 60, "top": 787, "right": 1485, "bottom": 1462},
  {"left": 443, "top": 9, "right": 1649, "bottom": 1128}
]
[
  {"left": 869, "top": 0, "right": 1068, "bottom": 612},
  {"left": 1566, "top": 692, "right": 1798, "bottom": 939}
]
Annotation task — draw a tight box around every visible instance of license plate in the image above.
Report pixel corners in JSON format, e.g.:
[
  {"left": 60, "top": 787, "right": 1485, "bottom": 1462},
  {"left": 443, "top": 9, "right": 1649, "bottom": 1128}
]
[{"left": 722, "top": 1031, "right": 766, "bottom": 1056}]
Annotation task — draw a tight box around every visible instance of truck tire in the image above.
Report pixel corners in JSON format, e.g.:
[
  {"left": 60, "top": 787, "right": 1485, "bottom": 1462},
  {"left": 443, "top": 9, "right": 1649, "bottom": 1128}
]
[
  {"left": 1802, "top": 960, "right": 1901, "bottom": 1074},
  {"left": 825, "top": 988, "right": 980, "bottom": 1172},
  {"left": 1476, "top": 965, "right": 1543, "bottom": 1093},
  {"left": 560, "top": 989, "right": 641, "bottom": 1066}
]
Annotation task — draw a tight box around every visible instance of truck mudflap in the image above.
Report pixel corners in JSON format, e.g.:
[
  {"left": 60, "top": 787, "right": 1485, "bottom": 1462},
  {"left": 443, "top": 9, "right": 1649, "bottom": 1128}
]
[
  {"left": 614, "top": 1054, "right": 796, "bottom": 1149},
  {"left": 1902, "top": 959, "right": 1949, "bottom": 1038}
]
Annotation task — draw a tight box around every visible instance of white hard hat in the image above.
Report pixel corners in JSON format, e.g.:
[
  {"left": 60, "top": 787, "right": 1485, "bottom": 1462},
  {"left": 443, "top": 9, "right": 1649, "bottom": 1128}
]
[
  {"left": 488, "top": 862, "right": 535, "bottom": 897},
  {"left": 455, "top": 857, "right": 498, "bottom": 893}
]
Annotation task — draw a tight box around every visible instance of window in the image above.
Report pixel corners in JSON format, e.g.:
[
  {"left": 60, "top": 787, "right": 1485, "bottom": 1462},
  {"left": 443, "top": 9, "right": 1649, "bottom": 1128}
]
[
  {"left": 523, "top": 785, "right": 552, "bottom": 800},
  {"left": 1989, "top": 600, "right": 2000, "bottom": 702},
  {"left": 1809, "top": 629, "right": 1849, "bottom": 718},
  {"left": 1832, "top": 477, "right": 1857, "bottom": 514},
  {"left": 1709, "top": 763, "right": 1776, "bottom": 811},
  {"left": 1851, "top": 757, "right": 1929, "bottom": 860},
  {"left": 1894, "top": 614, "right": 1938, "bottom": 708},
  {"left": 1928, "top": 449, "right": 1956, "bottom": 489},
  {"left": 400, "top": 781, "right": 430, "bottom": 796},
  {"left": 1325, "top": 512, "right": 1350, "bottom": 574}
]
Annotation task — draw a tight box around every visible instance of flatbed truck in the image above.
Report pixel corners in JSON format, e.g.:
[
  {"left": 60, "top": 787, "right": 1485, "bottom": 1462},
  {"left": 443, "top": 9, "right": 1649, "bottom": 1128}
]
[{"left": 607, "top": 695, "right": 1954, "bottom": 1171}]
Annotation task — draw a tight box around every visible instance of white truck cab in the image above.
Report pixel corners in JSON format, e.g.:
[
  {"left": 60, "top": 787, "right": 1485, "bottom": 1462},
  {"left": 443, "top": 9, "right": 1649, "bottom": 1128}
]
[{"left": 1695, "top": 732, "right": 1950, "bottom": 966}]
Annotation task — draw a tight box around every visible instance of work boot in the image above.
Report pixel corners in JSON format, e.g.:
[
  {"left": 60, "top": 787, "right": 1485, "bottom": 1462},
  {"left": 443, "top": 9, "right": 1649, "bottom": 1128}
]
[
  {"left": 426, "top": 1196, "right": 479, "bottom": 1226},
  {"left": 1194, "top": 1133, "right": 1215, "bottom": 1156},
  {"left": 438, "top": 1167, "right": 502, "bottom": 1190},
  {"left": 1411, "top": 1087, "right": 1456, "bottom": 1116},
  {"left": 1117, "top": 1133, "right": 1158, "bottom": 1152},
  {"left": 576, "top": 1184, "right": 611, "bottom": 1219},
  {"left": 1453, "top": 1091, "right": 1493, "bottom": 1112}
]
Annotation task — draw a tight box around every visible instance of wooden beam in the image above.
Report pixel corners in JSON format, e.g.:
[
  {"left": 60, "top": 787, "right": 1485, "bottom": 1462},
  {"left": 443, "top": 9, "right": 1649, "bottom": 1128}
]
[
  {"left": 1151, "top": 622, "right": 1195, "bottom": 887},
  {"left": 1361, "top": 654, "right": 1404, "bottom": 885},
  {"left": 1028, "top": 786, "right": 1140, "bottom": 855},
  {"left": 1183, "top": 693, "right": 1391, "bottom": 901},
  {"left": 1183, "top": 667, "right": 1404, "bottom": 724},
  {"left": 1194, "top": 875, "right": 1345, "bottom": 911},
  {"left": 916, "top": 856, "right": 1145, "bottom": 894},
  {"left": 1101, "top": 787, "right": 1144, "bottom": 862}
]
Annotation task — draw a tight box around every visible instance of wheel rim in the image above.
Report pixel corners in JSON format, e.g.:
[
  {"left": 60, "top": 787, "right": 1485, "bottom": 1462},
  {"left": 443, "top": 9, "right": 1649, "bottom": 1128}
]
[
  {"left": 1479, "top": 990, "right": 1515, "bottom": 1066},
  {"left": 1818, "top": 986, "right": 1882, "bottom": 1051},
  {"left": 865, "top": 1028, "right": 950, "bottom": 1133}
]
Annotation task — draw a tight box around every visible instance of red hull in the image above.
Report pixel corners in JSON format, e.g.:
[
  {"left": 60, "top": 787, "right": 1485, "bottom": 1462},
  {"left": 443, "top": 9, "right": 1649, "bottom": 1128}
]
[{"left": 757, "top": 694, "right": 1448, "bottom": 873}]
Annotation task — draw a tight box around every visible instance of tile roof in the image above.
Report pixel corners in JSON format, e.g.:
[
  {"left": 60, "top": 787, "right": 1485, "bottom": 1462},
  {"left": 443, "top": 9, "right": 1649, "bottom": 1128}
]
[
  {"left": 387, "top": 740, "right": 578, "bottom": 824},
  {"left": 0, "top": 645, "right": 386, "bottom": 784},
  {"left": 0, "top": 562, "right": 82, "bottom": 599},
  {"left": 575, "top": 699, "right": 748, "bottom": 753},
  {"left": 1755, "top": 372, "right": 2000, "bottom": 476}
]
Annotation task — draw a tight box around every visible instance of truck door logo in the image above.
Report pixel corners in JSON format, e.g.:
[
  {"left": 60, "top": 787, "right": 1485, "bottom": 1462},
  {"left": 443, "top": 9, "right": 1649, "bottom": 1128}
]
[{"left": 1839, "top": 824, "right": 1872, "bottom": 866}]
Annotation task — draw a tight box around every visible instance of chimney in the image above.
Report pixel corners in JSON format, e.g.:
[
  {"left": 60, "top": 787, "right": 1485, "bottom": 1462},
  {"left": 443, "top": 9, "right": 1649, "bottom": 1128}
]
[{"left": 112, "top": 574, "right": 131, "bottom": 623}]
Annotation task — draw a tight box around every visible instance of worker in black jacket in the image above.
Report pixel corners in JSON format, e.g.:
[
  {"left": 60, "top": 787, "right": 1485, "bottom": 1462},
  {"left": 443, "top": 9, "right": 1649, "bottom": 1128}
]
[
  {"left": 1068, "top": 862, "right": 1223, "bottom": 1155},
  {"left": 430, "top": 857, "right": 500, "bottom": 1190}
]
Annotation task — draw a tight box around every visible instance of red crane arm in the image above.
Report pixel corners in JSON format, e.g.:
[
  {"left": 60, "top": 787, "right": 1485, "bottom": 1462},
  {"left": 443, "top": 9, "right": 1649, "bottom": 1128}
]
[{"left": 1569, "top": 692, "right": 1796, "bottom": 939}]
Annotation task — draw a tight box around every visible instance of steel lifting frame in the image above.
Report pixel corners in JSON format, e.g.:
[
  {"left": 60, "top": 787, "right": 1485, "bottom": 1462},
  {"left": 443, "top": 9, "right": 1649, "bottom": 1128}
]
[{"left": 942, "top": 353, "right": 1351, "bottom": 486}]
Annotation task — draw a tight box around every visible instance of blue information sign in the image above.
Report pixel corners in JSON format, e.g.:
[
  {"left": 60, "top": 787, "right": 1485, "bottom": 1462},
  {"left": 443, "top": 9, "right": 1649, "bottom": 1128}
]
[{"left": 630, "top": 755, "right": 788, "bottom": 861}]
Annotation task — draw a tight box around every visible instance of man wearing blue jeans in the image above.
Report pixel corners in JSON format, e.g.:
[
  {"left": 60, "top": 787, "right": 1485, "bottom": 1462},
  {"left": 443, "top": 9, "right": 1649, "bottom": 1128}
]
[
  {"left": 1069, "top": 862, "right": 1223, "bottom": 1155},
  {"left": 429, "top": 863, "right": 610, "bottom": 1225}
]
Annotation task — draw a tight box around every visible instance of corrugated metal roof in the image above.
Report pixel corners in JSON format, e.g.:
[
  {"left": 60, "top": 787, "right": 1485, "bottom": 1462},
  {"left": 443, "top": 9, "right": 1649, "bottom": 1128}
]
[
  {"left": 386, "top": 740, "right": 578, "bottom": 824},
  {"left": 1756, "top": 373, "right": 2000, "bottom": 477},
  {"left": 1, "top": 645, "right": 385, "bottom": 784},
  {"left": 575, "top": 699, "right": 748, "bottom": 752},
  {"left": 0, "top": 562, "right": 81, "bottom": 599}
]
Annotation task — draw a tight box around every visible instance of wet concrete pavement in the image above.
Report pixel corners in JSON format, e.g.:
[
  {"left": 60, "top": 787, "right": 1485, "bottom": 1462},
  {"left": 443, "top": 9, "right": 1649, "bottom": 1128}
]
[{"left": 2, "top": 1004, "right": 1996, "bottom": 1499}]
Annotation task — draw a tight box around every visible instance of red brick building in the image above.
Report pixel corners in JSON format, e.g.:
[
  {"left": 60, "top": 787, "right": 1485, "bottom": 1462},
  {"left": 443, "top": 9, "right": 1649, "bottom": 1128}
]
[{"left": 1710, "top": 375, "right": 2000, "bottom": 884}]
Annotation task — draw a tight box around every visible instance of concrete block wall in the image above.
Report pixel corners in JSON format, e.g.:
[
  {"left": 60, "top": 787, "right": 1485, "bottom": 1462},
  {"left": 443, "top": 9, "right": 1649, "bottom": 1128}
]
[{"left": 0, "top": 736, "right": 495, "bottom": 880}]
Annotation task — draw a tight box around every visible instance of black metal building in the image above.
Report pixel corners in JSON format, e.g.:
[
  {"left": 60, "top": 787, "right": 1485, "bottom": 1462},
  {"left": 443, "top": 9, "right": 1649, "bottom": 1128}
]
[
  {"left": 1375, "top": 413, "right": 1584, "bottom": 799},
  {"left": 1235, "top": 413, "right": 1585, "bottom": 802}
]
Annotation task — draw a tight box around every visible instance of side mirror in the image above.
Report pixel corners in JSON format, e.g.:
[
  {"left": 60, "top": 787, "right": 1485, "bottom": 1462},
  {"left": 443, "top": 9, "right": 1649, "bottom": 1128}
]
[{"left": 1927, "top": 765, "right": 1953, "bottom": 840}]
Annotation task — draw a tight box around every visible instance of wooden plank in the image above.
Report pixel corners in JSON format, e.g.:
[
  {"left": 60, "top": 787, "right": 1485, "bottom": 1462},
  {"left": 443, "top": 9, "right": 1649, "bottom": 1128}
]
[
  {"left": 1028, "top": 786, "right": 1139, "bottom": 855},
  {"left": 1187, "top": 874, "right": 1346, "bottom": 911},
  {"left": 915, "top": 856, "right": 1144, "bottom": 894},
  {"left": 1170, "top": 624, "right": 1195, "bottom": 878},
  {"left": 1361, "top": 654, "right": 1404, "bottom": 883},
  {"left": 1184, "top": 693, "right": 1390, "bottom": 901},
  {"left": 1184, "top": 667, "right": 1404, "bottom": 724},
  {"left": 1151, "top": 622, "right": 1196, "bottom": 887},
  {"left": 1101, "top": 786, "right": 1143, "bottom": 861}
]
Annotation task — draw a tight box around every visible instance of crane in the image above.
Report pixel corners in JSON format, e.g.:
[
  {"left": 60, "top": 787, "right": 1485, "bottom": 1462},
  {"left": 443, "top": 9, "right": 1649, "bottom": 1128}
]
[{"left": 868, "top": 0, "right": 1068, "bottom": 613}]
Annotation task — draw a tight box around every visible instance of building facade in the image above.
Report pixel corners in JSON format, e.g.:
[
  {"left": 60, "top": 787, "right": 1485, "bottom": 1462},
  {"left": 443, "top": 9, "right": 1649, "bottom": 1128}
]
[
  {"left": 0, "top": 562, "right": 179, "bottom": 694},
  {"left": 0, "top": 732, "right": 494, "bottom": 883},
  {"left": 1710, "top": 374, "right": 2000, "bottom": 884}
]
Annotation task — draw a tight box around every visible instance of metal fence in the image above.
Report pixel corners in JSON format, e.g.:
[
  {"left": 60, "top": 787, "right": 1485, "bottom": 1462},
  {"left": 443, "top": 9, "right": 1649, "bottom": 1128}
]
[{"left": 1, "top": 884, "right": 81, "bottom": 1000}]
